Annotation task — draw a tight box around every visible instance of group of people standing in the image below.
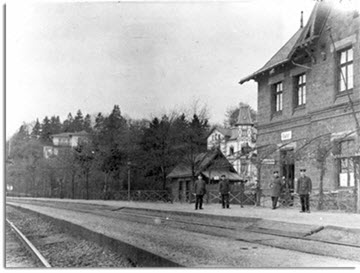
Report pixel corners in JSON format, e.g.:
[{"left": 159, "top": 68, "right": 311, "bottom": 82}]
[
  {"left": 270, "top": 168, "right": 312, "bottom": 212},
  {"left": 194, "top": 168, "right": 312, "bottom": 213},
  {"left": 194, "top": 174, "right": 231, "bottom": 210}
]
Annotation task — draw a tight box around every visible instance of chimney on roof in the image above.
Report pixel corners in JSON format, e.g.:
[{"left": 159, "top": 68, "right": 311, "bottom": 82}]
[{"left": 300, "top": 11, "right": 304, "bottom": 28}]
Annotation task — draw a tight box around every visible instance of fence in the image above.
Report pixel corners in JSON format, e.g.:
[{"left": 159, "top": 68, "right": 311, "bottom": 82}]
[
  {"left": 311, "top": 190, "right": 356, "bottom": 212},
  {"left": 201, "top": 190, "right": 257, "bottom": 206},
  {"left": 259, "top": 190, "right": 356, "bottom": 212}
]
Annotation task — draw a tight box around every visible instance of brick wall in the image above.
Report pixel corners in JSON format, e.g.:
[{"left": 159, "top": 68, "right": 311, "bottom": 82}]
[{"left": 255, "top": 7, "right": 360, "bottom": 193}]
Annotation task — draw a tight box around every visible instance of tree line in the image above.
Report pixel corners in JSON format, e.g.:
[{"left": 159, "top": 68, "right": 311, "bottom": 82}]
[{"left": 6, "top": 104, "right": 213, "bottom": 199}]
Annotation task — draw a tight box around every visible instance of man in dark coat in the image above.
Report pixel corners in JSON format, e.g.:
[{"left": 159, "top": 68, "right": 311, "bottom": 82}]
[
  {"left": 296, "top": 168, "right": 312, "bottom": 213},
  {"left": 270, "top": 170, "right": 283, "bottom": 209},
  {"left": 194, "top": 174, "right": 206, "bottom": 210},
  {"left": 219, "top": 174, "right": 231, "bottom": 209}
]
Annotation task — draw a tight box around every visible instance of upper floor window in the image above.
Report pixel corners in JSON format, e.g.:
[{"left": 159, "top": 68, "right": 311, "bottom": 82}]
[
  {"left": 338, "top": 47, "right": 353, "bottom": 92},
  {"left": 295, "top": 74, "right": 306, "bottom": 106},
  {"left": 273, "top": 82, "right": 283, "bottom": 113},
  {"left": 241, "top": 129, "right": 247, "bottom": 137}
]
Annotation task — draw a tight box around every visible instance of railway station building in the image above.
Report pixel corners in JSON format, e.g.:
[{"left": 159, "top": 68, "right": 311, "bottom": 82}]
[{"left": 240, "top": 0, "right": 360, "bottom": 203}]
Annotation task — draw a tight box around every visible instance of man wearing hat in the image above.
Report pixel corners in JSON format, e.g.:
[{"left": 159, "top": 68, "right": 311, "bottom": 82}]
[
  {"left": 270, "top": 170, "right": 283, "bottom": 209},
  {"left": 194, "top": 174, "right": 207, "bottom": 210},
  {"left": 296, "top": 168, "right": 312, "bottom": 213},
  {"left": 219, "top": 174, "right": 231, "bottom": 209}
]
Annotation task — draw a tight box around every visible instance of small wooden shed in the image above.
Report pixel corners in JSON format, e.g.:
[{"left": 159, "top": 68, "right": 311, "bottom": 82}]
[{"left": 167, "top": 149, "right": 242, "bottom": 202}]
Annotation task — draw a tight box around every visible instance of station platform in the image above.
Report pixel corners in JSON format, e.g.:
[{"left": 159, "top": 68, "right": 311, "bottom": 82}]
[{"left": 7, "top": 197, "right": 360, "bottom": 231}]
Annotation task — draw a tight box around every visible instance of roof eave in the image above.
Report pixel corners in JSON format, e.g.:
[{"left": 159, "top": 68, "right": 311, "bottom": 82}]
[{"left": 239, "top": 59, "right": 290, "bottom": 85}]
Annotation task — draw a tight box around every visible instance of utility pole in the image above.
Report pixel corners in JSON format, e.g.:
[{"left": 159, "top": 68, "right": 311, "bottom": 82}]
[{"left": 127, "top": 161, "right": 131, "bottom": 201}]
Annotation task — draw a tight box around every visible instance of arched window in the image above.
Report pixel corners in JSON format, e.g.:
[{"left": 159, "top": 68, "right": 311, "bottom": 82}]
[{"left": 229, "top": 146, "right": 234, "bottom": 156}]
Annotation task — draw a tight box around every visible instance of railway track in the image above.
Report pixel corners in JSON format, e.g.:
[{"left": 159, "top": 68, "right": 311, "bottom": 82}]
[
  {"left": 111, "top": 209, "right": 360, "bottom": 249},
  {"left": 5, "top": 205, "right": 138, "bottom": 268},
  {"left": 7, "top": 199, "right": 360, "bottom": 265},
  {"left": 6, "top": 219, "right": 51, "bottom": 268}
]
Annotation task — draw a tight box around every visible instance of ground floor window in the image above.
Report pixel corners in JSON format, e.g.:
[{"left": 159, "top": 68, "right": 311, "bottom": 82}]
[
  {"left": 339, "top": 158, "right": 355, "bottom": 187},
  {"left": 338, "top": 140, "right": 355, "bottom": 187}
]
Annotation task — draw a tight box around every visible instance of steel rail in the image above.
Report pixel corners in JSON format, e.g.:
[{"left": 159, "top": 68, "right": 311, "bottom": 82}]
[
  {"left": 6, "top": 219, "right": 51, "bottom": 268},
  {"left": 8, "top": 201, "right": 360, "bottom": 250},
  {"left": 114, "top": 210, "right": 360, "bottom": 249}
]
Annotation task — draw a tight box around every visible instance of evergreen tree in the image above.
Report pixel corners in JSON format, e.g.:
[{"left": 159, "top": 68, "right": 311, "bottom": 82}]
[
  {"left": 40, "top": 116, "right": 52, "bottom": 144},
  {"left": 92, "top": 105, "right": 128, "bottom": 193},
  {"left": 140, "top": 115, "right": 176, "bottom": 189},
  {"left": 73, "top": 110, "right": 84, "bottom": 132},
  {"left": 94, "top": 113, "right": 105, "bottom": 133},
  {"left": 63, "top": 113, "right": 74, "bottom": 132},
  {"left": 16, "top": 124, "right": 30, "bottom": 142},
  {"left": 179, "top": 114, "right": 210, "bottom": 183},
  {"left": 100, "top": 105, "right": 127, "bottom": 146},
  {"left": 83, "top": 114, "right": 92, "bottom": 132},
  {"left": 171, "top": 113, "right": 188, "bottom": 145},
  {"left": 31, "top": 119, "right": 41, "bottom": 139},
  {"left": 50, "top": 116, "right": 62, "bottom": 134}
]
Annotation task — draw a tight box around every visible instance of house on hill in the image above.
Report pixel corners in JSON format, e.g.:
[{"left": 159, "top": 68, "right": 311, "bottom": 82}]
[
  {"left": 207, "top": 104, "right": 257, "bottom": 183},
  {"left": 167, "top": 149, "right": 242, "bottom": 202},
  {"left": 240, "top": 0, "right": 360, "bottom": 207},
  {"left": 43, "top": 131, "right": 90, "bottom": 158}
]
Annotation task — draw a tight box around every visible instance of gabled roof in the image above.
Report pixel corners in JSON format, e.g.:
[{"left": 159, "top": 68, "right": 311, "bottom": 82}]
[
  {"left": 167, "top": 149, "right": 240, "bottom": 180},
  {"left": 51, "top": 130, "right": 90, "bottom": 138},
  {"left": 209, "top": 127, "right": 238, "bottom": 140},
  {"left": 293, "top": 0, "right": 332, "bottom": 50},
  {"left": 239, "top": 28, "right": 303, "bottom": 84},
  {"left": 167, "top": 150, "right": 218, "bottom": 179},
  {"left": 239, "top": 1, "right": 332, "bottom": 84},
  {"left": 215, "top": 127, "right": 232, "bottom": 137}
]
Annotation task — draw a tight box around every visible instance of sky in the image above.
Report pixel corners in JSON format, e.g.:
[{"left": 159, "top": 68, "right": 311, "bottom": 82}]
[{"left": 5, "top": 0, "right": 317, "bottom": 139}]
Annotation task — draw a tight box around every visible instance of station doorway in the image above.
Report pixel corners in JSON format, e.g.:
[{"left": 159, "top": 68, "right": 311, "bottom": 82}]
[{"left": 280, "top": 149, "right": 295, "bottom": 206}]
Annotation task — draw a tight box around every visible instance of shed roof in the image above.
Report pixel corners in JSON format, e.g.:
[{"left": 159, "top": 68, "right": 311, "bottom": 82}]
[
  {"left": 167, "top": 149, "right": 239, "bottom": 180},
  {"left": 201, "top": 170, "right": 242, "bottom": 181}
]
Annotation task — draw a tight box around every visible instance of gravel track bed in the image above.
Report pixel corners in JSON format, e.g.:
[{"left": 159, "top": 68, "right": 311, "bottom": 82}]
[
  {"left": 7, "top": 200, "right": 360, "bottom": 267},
  {"left": 36, "top": 203, "right": 360, "bottom": 263},
  {"left": 5, "top": 224, "right": 42, "bottom": 268},
  {"left": 6, "top": 206, "right": 132, "bottom": 268}
]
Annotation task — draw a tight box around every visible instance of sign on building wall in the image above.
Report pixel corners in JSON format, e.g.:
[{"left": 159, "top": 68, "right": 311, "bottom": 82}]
[
  {"left": 262, "top": 159, "right": 275, "bottom": 165},
  {"left": 281, "top": 131, "right": 292, "bottom": 141}
]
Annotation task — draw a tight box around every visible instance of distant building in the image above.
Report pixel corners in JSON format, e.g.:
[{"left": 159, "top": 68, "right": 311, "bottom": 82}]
[
  {"left": 207, "top": 104, "right": 257, "bottom": 182},
  {"left": 43, "top": 131, "right": 90, "bottom": 158},
  {"left": 240, "top": 0, "right": 360, "bottom": 194}
]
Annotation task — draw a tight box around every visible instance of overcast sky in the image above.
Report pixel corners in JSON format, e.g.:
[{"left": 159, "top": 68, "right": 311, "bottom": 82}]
[{"left": 6, "top": 0, "right": 316, "bottom": 139}]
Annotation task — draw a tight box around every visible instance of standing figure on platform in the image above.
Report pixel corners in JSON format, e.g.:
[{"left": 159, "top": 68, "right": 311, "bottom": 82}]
[
  {"left": 194, "top": 174, "right": 206, "bottom": 210},
  {"left": 270, "top": 170, "right": 283, "bottom": 210},
  {"left": 219, "top": 174, "right": 231, "bottom": 209},
  {"left": 296, "top": 168, "right": 312, "bottom": 213}
]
